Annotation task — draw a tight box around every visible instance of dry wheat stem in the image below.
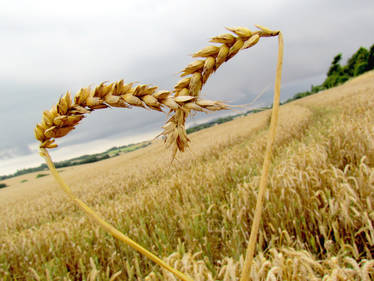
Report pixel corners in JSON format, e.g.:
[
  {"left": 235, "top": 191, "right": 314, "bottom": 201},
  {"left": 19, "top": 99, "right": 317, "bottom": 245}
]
[
  {"left": 34, "top": 25, "right": 282, "bottom": 281},
  {"left": 239, "top": 32, "right": 284, "bottom": 281}
]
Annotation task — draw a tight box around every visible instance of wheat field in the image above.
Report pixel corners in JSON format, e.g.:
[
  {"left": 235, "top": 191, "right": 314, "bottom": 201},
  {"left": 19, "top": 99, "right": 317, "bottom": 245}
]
[{"left": 1, "top": 71, "right": 373, "bottom": 280}]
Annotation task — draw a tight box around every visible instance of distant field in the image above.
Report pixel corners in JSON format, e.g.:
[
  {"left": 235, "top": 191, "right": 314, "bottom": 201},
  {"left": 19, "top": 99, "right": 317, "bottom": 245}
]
[
  {"left": 0, "top": 142, "right": 152, "bottom": 182},
  {"left": 0, "top": 71, "right": 373, "bottom": 280}
]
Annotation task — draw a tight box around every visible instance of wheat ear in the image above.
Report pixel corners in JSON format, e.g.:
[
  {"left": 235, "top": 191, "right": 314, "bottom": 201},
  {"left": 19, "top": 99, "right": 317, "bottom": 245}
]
[
  {"left": 163, "top": 25, "right": 280, "bottom": 159},
  {"left": 34, "top": 81, "right": 227, "bottom": 149}
]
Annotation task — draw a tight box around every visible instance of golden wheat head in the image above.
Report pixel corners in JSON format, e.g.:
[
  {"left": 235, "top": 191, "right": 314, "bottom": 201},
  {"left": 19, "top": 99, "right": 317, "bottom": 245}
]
[
  {"left": 34, "top": 82, "right": 227, "bottom": 150},
  {"left": 162, "top": 25, "right": 280, "bottom": 158}
]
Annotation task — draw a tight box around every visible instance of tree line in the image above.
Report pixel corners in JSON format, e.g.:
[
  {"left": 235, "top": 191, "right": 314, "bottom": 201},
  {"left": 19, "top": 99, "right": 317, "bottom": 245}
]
[{"left": 286, "top": 43, "right": 374, "bottom": 102}]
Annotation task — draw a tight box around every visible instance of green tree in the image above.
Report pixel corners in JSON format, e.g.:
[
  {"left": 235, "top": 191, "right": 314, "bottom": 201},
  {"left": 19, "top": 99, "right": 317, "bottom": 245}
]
[
  {"left": 367, "top": 44, "right": 374, "bottom": 70},
  {"left": 343, "top": 47, "right": 369, "bottom": 76},
  {"left": 327, "top": 53, "right": 342, "bottom": 76},
  {"left": 310, "top": 84, "right": 325, "bottom": 93},
  {"left": 354, "top": 61, "right": 369, "bottom": 76},
  {"left": 322, "top": 74, "right": 339, "bottom": 88}
]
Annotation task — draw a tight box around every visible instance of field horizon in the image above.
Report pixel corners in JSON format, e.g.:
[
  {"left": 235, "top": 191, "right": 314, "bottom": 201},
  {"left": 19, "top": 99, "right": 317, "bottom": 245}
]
[{"left": 1, "top": 71, "right": 373, "bottom": 280}]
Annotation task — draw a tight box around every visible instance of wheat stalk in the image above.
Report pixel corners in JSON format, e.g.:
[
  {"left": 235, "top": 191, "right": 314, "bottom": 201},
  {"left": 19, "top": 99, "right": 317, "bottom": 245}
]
[
  {"left": 39, "top": 148, "right": 194, "bottom": 281},
  {"left": 239, "top": 31, "right": 283, "bottom": 281},
  {"left": 34, "top": 25, "right": 283, "bottom": 281}
]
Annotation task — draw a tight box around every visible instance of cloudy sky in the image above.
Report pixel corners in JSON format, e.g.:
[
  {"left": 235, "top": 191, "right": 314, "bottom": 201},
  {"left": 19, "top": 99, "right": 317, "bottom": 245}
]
[{"left": 0, "top": 0, "right": 373, "bottom": 175}]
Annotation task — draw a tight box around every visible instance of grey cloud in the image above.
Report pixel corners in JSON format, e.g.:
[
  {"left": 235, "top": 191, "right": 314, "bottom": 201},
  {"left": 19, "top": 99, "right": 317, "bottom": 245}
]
[{"left": 1, "top": 0, "right": 373, "bottom": 169}]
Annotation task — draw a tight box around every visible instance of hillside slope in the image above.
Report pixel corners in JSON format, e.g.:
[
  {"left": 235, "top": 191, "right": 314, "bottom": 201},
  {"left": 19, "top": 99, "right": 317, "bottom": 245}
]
[{"left": 0, "top": 71, "right": 373, "bottom": 280}]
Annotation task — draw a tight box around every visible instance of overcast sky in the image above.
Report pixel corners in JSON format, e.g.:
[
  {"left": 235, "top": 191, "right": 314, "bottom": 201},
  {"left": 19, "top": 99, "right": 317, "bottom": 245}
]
[{"left": 0, "top": 0, "right": 373, "bottom": 175}]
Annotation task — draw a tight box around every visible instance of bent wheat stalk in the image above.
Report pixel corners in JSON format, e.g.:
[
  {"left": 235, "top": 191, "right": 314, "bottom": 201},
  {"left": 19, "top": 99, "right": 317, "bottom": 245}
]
[
  {"left": 34, "top": 25, "right": 283, "bottom": 280},
  {"left": 39, "top": 148, "right": 194, "bottom": 281}
]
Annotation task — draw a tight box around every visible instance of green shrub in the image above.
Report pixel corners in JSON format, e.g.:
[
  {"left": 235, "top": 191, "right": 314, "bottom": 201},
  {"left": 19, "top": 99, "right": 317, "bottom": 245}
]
[{"left": 354, "top": 61, "right": 369, "bottom": 76}]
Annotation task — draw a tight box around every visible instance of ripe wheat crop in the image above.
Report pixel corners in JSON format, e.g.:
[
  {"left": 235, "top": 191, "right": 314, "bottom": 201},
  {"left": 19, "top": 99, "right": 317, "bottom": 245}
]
[{"left": 0, "top": 29, "right": 373, "bottom": 280}]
